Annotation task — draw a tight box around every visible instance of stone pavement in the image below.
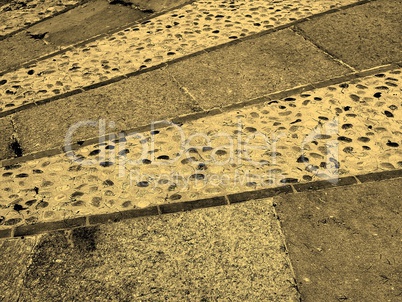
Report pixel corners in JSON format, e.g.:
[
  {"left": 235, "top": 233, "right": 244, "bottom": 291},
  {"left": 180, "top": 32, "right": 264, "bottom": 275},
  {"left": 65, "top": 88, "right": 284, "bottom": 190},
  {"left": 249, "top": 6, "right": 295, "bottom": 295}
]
[{"left": 0, "top": 0, "right": 401, "bottom": 301}]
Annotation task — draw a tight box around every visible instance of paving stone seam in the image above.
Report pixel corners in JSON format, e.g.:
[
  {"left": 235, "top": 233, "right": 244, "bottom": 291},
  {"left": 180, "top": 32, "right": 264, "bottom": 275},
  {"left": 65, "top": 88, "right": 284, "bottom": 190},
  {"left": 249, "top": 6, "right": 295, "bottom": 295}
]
[
  {"left": 0, "top": 0, "right": 375, "bottom": 78},
  {"left": 0, "top": 0, "right": 198, "bottom": 76},
  {"left": 0, "top": 0, "right": 92, "bottom": 41},
  {"left": 271, "top": 203, "right": 302, "bottom": 301},
  {"left": 1, "top": 169, "right": 401, "bottom": 240},
  {"left": 0, "top": 61, "right": 398, "bottom": 165},
  {"left": 290, "top": 25, "right": 357, "bottom": 72}
]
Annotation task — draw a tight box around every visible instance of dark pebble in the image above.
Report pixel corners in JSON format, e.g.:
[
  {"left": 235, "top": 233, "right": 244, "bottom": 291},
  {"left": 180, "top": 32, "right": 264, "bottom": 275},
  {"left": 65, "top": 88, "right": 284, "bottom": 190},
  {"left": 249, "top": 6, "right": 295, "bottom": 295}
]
[
  {"left": 15, "top": 173, "right": 29, "bottom": 178},
  {"left": 337, "top": 136, "right": 353, "bottom": 142},
  {"left": 349, "top": 94, "right": 360, "bottom": 102},
  {"left": 296, "top": 155, "right": 309, "bottom": 163},
  {"left": 215, "top": 150, "right": 227, "bottom": 156},
  {"left": 118, "top": 149, "right": 130, "bottom": 156},
  {"left": 100, "top": 161, "right": 113, "bottom": 167},
  {"left": 197, "top": 163, "right": 207, "bottom": 170},
  {"left": 36, "top": 201, "right": 49, "bottom": 209},
  {"left": 357, "top": 137, "right": 370, "bottom": 143},
  {"left": 72, "top": 200, "right": 85, "bottom": 206},
  {"left": 137, "top": 181, "right": 149, "bottom": 187},
  {"left": 181, "top": 157, "right": 197, "bottom": 164},
  {"left": 202, "top": 146, "right": 213, "bottom": 152},
  {"left": 13, "top": 204, "right": 25, "bottom": 211},
  {"left": 190, "top": 174, "right": 205, "bottom": 180},
  {"left": 25, "top": 199, "right": 37, "bottom": 206},
  {"left": 384, "top": 111, "right": 394, "bottom": 118},
  {"left": 386, "top": 140, "right": 399, "bottom": 148},
  {"left": 341, "top": 124, "right": 353, "bottom": 129},
  {"left": 315, "top": 134, "right": 332, "bottom": 139},
  {"left": 168, "top": 184, "right": 177, "bottom": 191},
  {"left": 245, "top": 127, "right": 257, "bottom": 133},
  {"left": 373, "top": 92, "right": 382, "bottom": 98},
  {"left": 142, "top": 159, "right": 152, "bottom": 164},
  {"left": 157, "top": 155, "right": 170, "bottom": 160},
  {"left": 32, "top": 169, "right": 44, "bottom": 174},
  {"left": 0, "top": 79, "right": 7, "bottom": 85},
  {"left": 89, "top": 149, "right": 101, "bottom": 156},
  {"left": 122, "top": 201, "right": 132, "bottom": 208},
  {"left": 343, "top": 147, "right": 354, "bottom": 153},
  {"left": 169, "top": 194, "right": 182, "bottom": 200},
  {"left": 103, "top": 179, "right": 114, "bottom": 186},
  {"left": 71, "top": 192, "right": 84, "bottom": 199},
  {"left": 280, "top": 178, "right": 298, "bottom": 183}
]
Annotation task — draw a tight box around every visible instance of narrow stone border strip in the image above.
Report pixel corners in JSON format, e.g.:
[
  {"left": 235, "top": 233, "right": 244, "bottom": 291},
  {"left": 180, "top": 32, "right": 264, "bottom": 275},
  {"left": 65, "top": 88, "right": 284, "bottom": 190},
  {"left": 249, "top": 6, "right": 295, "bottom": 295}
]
[
  {"left": 1, "top": 62, "right": 399, "bottom": 166},
  {"left": 2, "top": 168, "right": 401, "bottom": 240},
  {"left": 355, "top": 169, "right": 402, "bottom": 183},
  {"left": 13, "top": 217, "right": 86, "bottom": 237},
  {"left": 0, "top": 0, "right": 375, "bottom": 112}
]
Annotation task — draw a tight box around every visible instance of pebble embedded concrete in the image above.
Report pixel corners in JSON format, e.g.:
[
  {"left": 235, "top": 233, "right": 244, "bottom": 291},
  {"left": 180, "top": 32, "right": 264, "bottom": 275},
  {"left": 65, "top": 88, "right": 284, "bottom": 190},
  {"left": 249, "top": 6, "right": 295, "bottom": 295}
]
[
  {"left": 0, "top": 0, "right": 361, "bottom": 113},
  {"left": 0, "top": 68, "right": 401, "bottom": 230}
]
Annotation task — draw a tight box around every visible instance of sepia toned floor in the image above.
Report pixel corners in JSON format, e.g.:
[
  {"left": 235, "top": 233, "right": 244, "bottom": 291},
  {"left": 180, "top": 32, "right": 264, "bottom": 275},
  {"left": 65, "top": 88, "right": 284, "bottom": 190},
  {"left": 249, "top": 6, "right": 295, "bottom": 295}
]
[{"left": 0, "top": 0, "right": 401, "bottom": 301}]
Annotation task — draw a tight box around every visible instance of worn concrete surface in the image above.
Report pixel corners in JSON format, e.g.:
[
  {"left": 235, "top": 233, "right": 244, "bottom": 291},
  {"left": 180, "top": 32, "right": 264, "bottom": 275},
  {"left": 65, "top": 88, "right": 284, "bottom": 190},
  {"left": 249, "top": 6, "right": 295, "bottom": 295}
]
[
  {"left": 128, "top": 0, "right": 190, "bottom": 11},
  {"left": 13, "top": 199, "right": 299, "bottom": 301},
  {"left": 297, "top": 0, "right": 402, "bottom": 70},
  {"left": 0, "top": 116, "right": 14, "bottom": 159},
  {"left": 0, "top": 31, "right": 58, "bottom": 73},
  {"left": 166, "top": 28, "right": 352, "bottom": 109},
  {"left": 0, "top": 0, "right": 150, "bottom": 72},
  {"left": 12, "top": 68, "right": 194, "bottom": 154},
  {"left": 0, "top": 237, "right": 37, "bottom": 302},
  {"left": 29, "top": 0, "right": 148, "bottom": 46},
  {"left": 274, "top": 178, "right": 402, "bottom": 301}
]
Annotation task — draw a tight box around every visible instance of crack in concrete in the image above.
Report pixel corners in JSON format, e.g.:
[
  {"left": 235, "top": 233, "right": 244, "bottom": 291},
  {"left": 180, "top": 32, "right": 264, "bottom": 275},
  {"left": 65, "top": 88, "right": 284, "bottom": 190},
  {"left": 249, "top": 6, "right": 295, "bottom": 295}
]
[{"left": 291, "top": 25, "right": 357, "bottom": 72}]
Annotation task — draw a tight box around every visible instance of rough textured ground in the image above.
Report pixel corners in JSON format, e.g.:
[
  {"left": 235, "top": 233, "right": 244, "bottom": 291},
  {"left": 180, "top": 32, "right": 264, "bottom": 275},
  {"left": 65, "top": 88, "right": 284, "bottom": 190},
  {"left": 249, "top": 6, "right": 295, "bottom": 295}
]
[
  {"left": 297, "top": 0, "right": 402, "bottom": 70},
  {"left": 5, "top": 199, "right": 299, "bottom": 301},
  {"left": 275, "top": 178, "right": 402, "bottom": 301}
]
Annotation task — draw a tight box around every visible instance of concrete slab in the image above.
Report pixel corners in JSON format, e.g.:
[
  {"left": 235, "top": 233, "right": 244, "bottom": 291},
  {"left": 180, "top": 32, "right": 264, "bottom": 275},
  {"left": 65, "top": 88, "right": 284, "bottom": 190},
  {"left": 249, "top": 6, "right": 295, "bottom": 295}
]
[
  {"left": 297, "top": 0, "right": 402, "bottom": 70},
  {"left": 274, "top": 178, "right": 402, "bottom": 301},
  {"left": 127, "top": 0, "right": 190, "bottom": 12},
  {"left": 17, "top": 199, "right": 299, "bottom": 301},
  {"left": 0, "top": 237, "right": 37, "bottom": 302},
  {"left": 12, "top": 68, "right": 194, "bottom": 154},
  {"left": 0, "top": 31, "right": 58, "bottom": 73},
  {"left": 166, "top": 28, "right": 351, "bottom": 109},
  {"left": 29, "top": 0, "right": 148, "bottom": 46},
  {"left": 0, "top": 116, "right": 14, "bottom": 160}
]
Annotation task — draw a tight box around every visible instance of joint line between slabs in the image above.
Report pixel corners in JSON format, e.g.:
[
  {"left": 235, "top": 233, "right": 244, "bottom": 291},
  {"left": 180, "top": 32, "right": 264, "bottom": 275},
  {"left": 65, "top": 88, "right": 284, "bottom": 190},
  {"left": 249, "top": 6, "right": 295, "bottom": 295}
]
[{"left": 290, "top": 25, "right": 356, "bottom": 72}]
